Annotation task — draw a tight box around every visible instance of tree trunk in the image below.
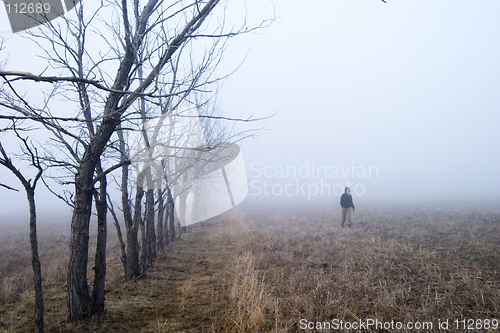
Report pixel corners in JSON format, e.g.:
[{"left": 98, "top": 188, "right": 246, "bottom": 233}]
[
  {"left": 27, "top": 187, "right": 44, "bottom": 333},
  {"left": 178, "top": 190, "right": 188, "bottom": 237},
  {"left": 118, "top": 125, "right": 140, "bottom": 279},
  {"left": 163, "top": 200, "right": 169, "bottom": 246},
  {"left": 145, "top": 187, "right": 156, "bottom": 267},
  {"left": 91, "top": 172, "right": 107, "bottom": 316},
  {"left": 139, "top": 210, "right": 147, "bottom": 273},
  {"left": 0, "top": 143, "right": 44, "bottom": 332},
  {"left": 167, "top": 185, "right": 175, "bottom": 242},
  {"left": 67, "top": 114, "right": 122, "bottom": 320},
  {"left": 108, "top": 195, "right": 127, "bottom": 277},
  {"left": 67, "top": 180, "right": 93, "bottom": 320},
  {"left": 157, "top": 188, "right": 164, "bottom": 252},
  {"left": 134, "top": 173, "right": 146, "bottom": 275},
  {"left": 126, "top": 216, "right": 140, "bottom": 279}
]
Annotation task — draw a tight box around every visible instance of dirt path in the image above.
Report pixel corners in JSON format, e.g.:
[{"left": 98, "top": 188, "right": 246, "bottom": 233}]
[
  {"left": 100, "top": 214, "right": 246, "bottom": 333},
  {"left": 103, "top": 217, "right": 241, "bottom": 332}
]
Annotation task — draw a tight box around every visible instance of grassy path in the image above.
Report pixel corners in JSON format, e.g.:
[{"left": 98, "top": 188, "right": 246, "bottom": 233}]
[{"left": 1, "top": 210, "right": 246, "bottom": 333}]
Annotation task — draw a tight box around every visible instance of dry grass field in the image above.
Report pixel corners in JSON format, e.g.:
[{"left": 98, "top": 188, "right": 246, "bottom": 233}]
[{"left": 0, "top": 200, "right": 499, "bottom": 332}]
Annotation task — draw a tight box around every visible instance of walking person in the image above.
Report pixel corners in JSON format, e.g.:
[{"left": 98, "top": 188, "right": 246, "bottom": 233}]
[{"left": 340, "top": 187, "right": 355, "bottom": 228}]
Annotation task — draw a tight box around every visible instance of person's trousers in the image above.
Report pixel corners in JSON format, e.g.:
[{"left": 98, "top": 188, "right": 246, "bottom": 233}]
[{"left": 341, "top": 207, "right": 352, "bottom": 227}]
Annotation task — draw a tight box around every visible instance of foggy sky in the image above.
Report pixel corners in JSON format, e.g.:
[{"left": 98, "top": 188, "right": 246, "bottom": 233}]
[
  {"left": 1, "top": 0, "right": 499, "bottom": 220},
  {"left": 219, "top": 0, "right": 500, "bottom": 203}
]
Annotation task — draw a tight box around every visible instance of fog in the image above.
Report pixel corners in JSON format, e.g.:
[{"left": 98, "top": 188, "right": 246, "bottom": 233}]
[
  {"left": 1, "top": 0, "right": 499, "bottom": 222},
  {"left": 220, "top": 0, "right": 500, "bottom": 204}
]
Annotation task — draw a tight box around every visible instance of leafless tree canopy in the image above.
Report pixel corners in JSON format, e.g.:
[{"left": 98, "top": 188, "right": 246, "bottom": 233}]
[{"left": 0, "top": 0, "right": 273, "bottom": 323}]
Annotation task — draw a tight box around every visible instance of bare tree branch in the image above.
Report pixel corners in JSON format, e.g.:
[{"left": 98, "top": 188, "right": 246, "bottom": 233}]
[{"left": 0, "top": 182, "right": 19, "bottom": 191}]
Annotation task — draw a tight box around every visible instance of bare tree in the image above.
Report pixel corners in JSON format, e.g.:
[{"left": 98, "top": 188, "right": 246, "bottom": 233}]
[{"left": 0, "top": 130, "right": 44, "bottom": 333}]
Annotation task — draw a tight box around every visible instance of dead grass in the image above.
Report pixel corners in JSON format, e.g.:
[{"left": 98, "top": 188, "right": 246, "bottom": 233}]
[
  {"left": 231, "top": 201, "right": 500, "bottom": 332},
  {"left": 0, "top": 201, "right": 499, "bottom": 332}
]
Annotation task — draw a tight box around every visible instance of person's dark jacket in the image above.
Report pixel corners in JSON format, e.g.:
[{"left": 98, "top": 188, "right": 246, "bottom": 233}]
[{"left": 340, "top": 193, "right": 355, "bottom": 211}]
